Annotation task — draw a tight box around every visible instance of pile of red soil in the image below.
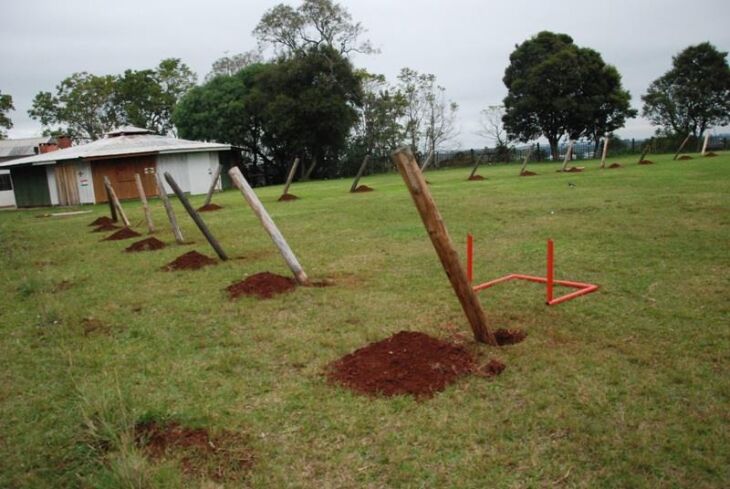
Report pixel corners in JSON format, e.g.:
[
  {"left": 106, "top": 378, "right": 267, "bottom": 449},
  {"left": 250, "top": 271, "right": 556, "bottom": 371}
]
[
  {"left": 638, "top": 159, "right": 654, "bottom": 165},
  {"left": 468, "top": 175, "right": 485, "bottom": 181},
  {"left": 92, "top": 222, "right": 120, "bottom": 232},
  {"left": 520, "top": 170, "right": 537, "bottom": 176},
  {"left": 352, "top": 185, "right": 374, "bottom": 192},
  {"left": 227, "top": 272, "right": 296, "bottom": 299},
  {"left": 704, "top": 152, "right": 718, "bottom": 157},
  {"left": 494, "top": 328, "right": 527, "bottom": 345},
  {"left": 135, "top": 420, "right": 253, "bottom": 482},
  {"left": 327, "top": 331, "right": 477, "bottom": 398},
  {"left": 476, "top": 359, "right": 507, "bottom": 377},
  {"left": 565, "top": 166, "right": 584, "bottom": 173},
  {"left": 608, "top": 162, "right": 622, "bottom": 169},
  {"left": 677, "top": 155, "right": 693, "bottom": 160},
  {"left": 198, "top": 203, "right": 223, "bottom": 212},
  {"left": 164, "top": 251, "right": 217, "bottom": 271},
  {"left": 278, "top": 193, "right": 298, "bottom": 201},
  {"left": 125, "top": 237, "right": 166, "bottom": 252},
  {"left": 89, "top": 216, "right": 115, "bottom": 226},
  {"left": 103, "top": 227, "right": 142, "bottom": 241}
]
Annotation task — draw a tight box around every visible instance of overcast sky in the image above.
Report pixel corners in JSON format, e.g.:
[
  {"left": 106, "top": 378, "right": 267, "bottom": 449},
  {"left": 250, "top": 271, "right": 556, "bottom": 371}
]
[{"left": 1, "top": 0, "right": 729, "bottom": 147}]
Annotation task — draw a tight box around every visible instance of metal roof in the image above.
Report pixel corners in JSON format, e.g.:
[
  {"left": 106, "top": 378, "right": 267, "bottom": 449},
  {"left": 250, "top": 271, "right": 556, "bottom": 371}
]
[
  {"left": 106, "top": 126, "right": 155, "bottom": 137},
  {"left": 0, "top": 136, "right": 54, "bottom": 159},
  {"left": 0, "top": 134, "right": 232, "bottom": 168}
]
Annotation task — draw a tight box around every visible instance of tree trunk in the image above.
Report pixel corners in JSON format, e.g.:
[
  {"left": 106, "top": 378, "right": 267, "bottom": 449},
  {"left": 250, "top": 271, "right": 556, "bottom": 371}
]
[{"left": 548, "top": 137, "right": 560, "bottom": 162}]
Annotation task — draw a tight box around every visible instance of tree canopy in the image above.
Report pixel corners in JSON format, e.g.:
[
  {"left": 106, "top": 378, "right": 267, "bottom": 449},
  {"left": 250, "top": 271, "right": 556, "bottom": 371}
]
[
  {"left": 642, "top": 42, "right": 730, "bottom": 139},
  {"left": 0, "top": 90, "right": 14, "bottom": 139}
]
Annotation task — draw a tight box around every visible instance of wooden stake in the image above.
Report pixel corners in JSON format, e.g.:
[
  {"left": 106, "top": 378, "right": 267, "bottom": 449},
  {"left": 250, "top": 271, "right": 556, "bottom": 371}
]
[
  {"left": 599, "top": 135, "right": 610, "bottom": 169},
  {"left": 303, "top": 157, "right": 317, "bottom": 181},
  {"left": 282, "top": 158, "right": 300, "bottom": 196},
  {"left": 350, "top": 154, "right": 370, "bottom": 192},
  {"left": 163, "top": 172, "right": 228, "bottom": 261},
  {"left": 103, "top": 176, "right": 130, "bottom": 227},
  {"left": 202, "top": 164, "right": 222, "bottom": 207},
  {"left": 391, "top": 147, "right": 496, "bottom": 345},
  {"left": 154, "top": 172, "right": 185, "bottom": 244},
  {"left": 104, "top": 185, "right": 118, "bottom": 222},
  {"left": 228, "top": 167, "right": 309, "bottom": 285},
  {"left": 520, "top": 147, "right": 533, "bottom": 174},
  {"left": 673, "top": 133, "right": 692, "bottom": 160},
  {"left": 134, "top": 173, "right": 155, "bottom": 234},
  {"left": 560, "top": 140, "right": 575, "bottom": 172},
  {"left": 420, "top": 149, "right": 434, "bottom": 171},
  {"left": 637, "top": 140, "right": 651, "bottom": 164},
  {"left": 701, "top": 132, "right": 710, "bottom": 156},
  {"left": 468, "top": 152, "right": 482, "bottom": 179}
]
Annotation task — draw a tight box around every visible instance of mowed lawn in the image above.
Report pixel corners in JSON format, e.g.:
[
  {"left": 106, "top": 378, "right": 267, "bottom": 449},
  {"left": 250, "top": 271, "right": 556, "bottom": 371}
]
[{"left": 0, "top": 153, "right": 728, "bottom": 488}]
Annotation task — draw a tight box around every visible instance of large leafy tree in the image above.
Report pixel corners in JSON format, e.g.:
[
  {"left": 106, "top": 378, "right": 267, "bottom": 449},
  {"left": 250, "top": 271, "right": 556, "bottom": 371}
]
[
  {"left": 351, "top": 72, "right": 406, "bottom": 158},
  {"left": 586, "top": 65, "right": 637, "bottom": 154},
  {"left": 502, "top": 31, "right": 635, "bottom": 160},
  {"left": 0, "top": 90, "right": 13, "bottom": 139},
  {"left": 205, "top": 50, "right": 263, "bottom": 81},
  {"left": 642, "top": 42, "right": 730, "bottom": 141}
]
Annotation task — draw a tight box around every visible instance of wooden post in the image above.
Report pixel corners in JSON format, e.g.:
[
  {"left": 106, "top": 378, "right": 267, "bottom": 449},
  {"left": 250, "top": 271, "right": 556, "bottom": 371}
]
[
  {"left": 163, "top": 172, "right": 228, "bottom": 261},
  {"left": 560, "top": 140, "right": 575, "bottom": 172},
  {"left": 282, "top": 158, "right": 300, "bottom": 196},
  {"left": 520, "top": 147, "right": 533, "bottom": 174},
  {"left": 228, "top": 167, "right": 309, "bottom": 285},
  {"left": 468, "top": 152, "right": 482, "bottom": 179},
  {"left": 391, "top": 147, "right": 496, "bottom": 345},
  {"left": 673, "top": 132, "right": 692, "bottom": 160},
  {"left": 420, "top": 149, "right": 434, "bottom": 171},
  {"left": 350, "top": 154, "right": 370, "bottom": 192},
  {"left": 103, "top": 176, "right": 130, "bottom": 227},
  {"left": 105, "top": 185, "right": 118, "bottom": 222},
  {"left": 599, "top": 135, "right": 610, "bottom": 169},
  {"left": 202, "top": 164, "right": 223, "bottom": 207},
  {"left": 302, "top": 157, "right": 317, "bottom": 181},
  {"left": 134, "top": 173, "right": 155, "bottom": 234},
  {"left": 155, "top": 172, "right": 185, "bottom": 244},
  {"left": 701, "top": 132, "right": 710, "bottom": 156},
  {"left": 637, "top": 140, "right": 651, "bottom": 164}
]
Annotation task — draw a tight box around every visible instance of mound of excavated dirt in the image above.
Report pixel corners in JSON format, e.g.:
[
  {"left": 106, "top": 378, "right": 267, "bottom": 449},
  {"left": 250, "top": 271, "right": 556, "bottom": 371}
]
[
  {"left": 476, "top": 359, "right": 507, "bottom": 377},
  {"left": 89, "top": 216, "right": 115, "bottom": 226},
  {"left": 278, "top": 193, "right": 298, "bottom": 201},
  {"left": 468, "top": 175, "right": 485, "bottom": 181},
  {"left": 227, "top": 272, "right": 296, "bottom": 299},
  {"left": 135, "top": 420, "right": 254, "bottom": 482},
  {"left": 327, "top": 331, "right": 477, "bottom": 398},
  {"left": 352, "top": 185, "right": 374, "bottom": 192},
  {"left": 608, "top": 162, "right": 622, "bottom": 169},
  {"left": 103, "top": 227, "right": 141, "bottom": 241},
  {"left": 125, "top": 237, "right": 166, "bottom": 252},
  {"left": 704, "top": 152, "right": 718, "bottom": 157},
  {"left": 638, "top": 160, "right": 654, "bottom": 165},
  {"left": 565, "top": 166, "right": 584, "bottom": 173},
  {"left": 494, "top": 328, "right": 527, "bottom": 345},
  {"left": 93, "top": 222, "right": 121, "bottom": 232},
  {"left": 198, "top": 203, "right": 223, "bottom": 212},
  {"left": 677, "top": 155, "right": 693, "bottom": 160},
  {"left": 520, "top": 170, "right": 537, "bottom": 176},
  {"left": 164, "top": 251, "right": 216, "bottom": 271}
]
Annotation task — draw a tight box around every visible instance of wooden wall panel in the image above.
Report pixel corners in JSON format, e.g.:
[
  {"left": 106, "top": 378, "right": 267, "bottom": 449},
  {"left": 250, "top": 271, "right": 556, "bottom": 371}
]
[{"left": 91, "top": 155, "right": 158, "bottom": 202}]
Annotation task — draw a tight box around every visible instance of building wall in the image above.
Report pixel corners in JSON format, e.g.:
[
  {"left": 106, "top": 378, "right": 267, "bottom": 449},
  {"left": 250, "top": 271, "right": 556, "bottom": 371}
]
[
  {"left": 157, "top": 151, "right": 221, "bottom": 195},
  {"left": 77, "top": 161, "right": 95, "bottom": 204},
  {"left": 0, "top": 169, "right": 15, "bottom": 207},
  {"left": 46, "top": 166, "right": 59, "bottom": 205}
]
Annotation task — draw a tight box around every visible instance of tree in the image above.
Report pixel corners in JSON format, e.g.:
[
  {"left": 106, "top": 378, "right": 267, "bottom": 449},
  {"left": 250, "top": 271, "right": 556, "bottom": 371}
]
[
  {"left": 253, "top": 0, "right": 375, "bottom": 57},
  {"left": 642, "top": 42, "right": 730, "bottom": 142},
  {"left": 206, "top": 50, "right": 263, "bottom": 80},
  {"left": 586, "top": 65, "right": 637, "bottom": 155},
  {"left": 0, "top": 91, "right": 13, "bottom": 139},
  {"left": 478, "top": 105, "right": 507, "bottom": 147},
  {"left": 502, "top": 31, "right": 635, "bottom": 160},
  {"left": 351, "top": 72, "right": 406, "bottom": 157}
]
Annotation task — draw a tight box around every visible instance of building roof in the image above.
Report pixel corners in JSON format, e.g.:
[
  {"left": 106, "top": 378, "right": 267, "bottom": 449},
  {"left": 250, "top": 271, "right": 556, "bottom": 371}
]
[
  {"left": 106, "top": 126, "right": 155, "bottom": 137},
  {"left": 0, "top": 133, "right": 232, "bottom": 168},
  {"left": 0, "top": 136, "right": 54, "bottom": 160}
]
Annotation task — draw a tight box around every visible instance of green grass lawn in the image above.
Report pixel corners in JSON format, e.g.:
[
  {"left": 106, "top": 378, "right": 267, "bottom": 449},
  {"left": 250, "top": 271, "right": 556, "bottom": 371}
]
[{"left": 1, "top": 153, "right": 728, "bottom": 488}]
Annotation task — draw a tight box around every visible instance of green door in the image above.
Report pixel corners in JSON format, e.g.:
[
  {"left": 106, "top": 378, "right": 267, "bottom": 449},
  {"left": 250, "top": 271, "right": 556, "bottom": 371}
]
[{"left": 11, "top": 166, "right": 51, "bottom": 207}]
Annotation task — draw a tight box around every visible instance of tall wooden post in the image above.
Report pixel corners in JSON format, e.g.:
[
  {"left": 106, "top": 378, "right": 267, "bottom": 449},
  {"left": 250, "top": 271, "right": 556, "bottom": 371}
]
[
  {"left": 202, "top": 164, "right": 223, "bottom": 207},
  {"left": 282, "top": 158, "right": 300, "bottom": 196},
  {"left": 673, "top": 133, "right": 692, "bottom": 160},
  {"left": 134, "top": 173, "right": 155, "bottom": 234},
  {"left": 155, "top": 172, "right": 185, "bottom": 244},
  {"left": 163, "top": 172, "right": 228, "bottom": 261},
  {"left": 350, "top": 154, "right": 371, "bottom": 192},
  {"left": 520, "top": 147, "right": 533, "bottom": 174},
  {"left": 599, "top": 135, "right": 610, "bottom": 169},
  {"left": 637, "top": 140, "right": 651, "bottom": 164},
  {"left": 228, "top": 167, "right": 309, "bottom": 285},
  {"left": 420, "top": 149, "right": 434, "bottom": 171},
  {"left": 560, "top": 140, "right": 575, "bottom": 172},
  {"left": 391, "top": 148, "right": 496, "bottom": 345},
  {"left": 701, "top": 132, "right": 710, "bottom": 156},
  {"left": 303, "top": 157, "right": 317, "bottom": 181},
  {"left": 468, "top": 152, "right": 482, "bottom": 179},
  {"left": 103, "top": 176, "right": 130, "bottom": 227},
  {"left": 105, "top": 185, "right": 118, "bottom": 222}
]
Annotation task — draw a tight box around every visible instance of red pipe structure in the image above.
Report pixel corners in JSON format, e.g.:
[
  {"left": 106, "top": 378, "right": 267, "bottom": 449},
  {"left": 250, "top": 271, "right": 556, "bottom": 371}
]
[{"left": 469, "top": 237, "right": 598, "bottom": 306}]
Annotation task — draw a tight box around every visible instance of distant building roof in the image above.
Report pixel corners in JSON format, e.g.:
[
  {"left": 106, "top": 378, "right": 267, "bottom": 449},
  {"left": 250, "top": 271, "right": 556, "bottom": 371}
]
[
  {"left": 106, "top": 126, "right": 155, "bottom": 137},
  {"left": 0, "top": 136, "right": 54, "bottom": 161},
  {"left": 0, "top": 133, "right": 232, "bottom": 168}
]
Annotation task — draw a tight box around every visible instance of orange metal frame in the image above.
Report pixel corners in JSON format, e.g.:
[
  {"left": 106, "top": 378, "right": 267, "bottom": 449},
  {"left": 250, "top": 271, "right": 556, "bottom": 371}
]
[{"left": 467, "top": 236, "right": 598, "bottom": 306}]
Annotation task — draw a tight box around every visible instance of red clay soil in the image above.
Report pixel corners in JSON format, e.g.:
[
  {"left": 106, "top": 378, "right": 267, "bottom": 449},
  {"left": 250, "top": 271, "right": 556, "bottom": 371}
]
[
  {"left": 468, "top": 175, "right": 485, "bottom": 181},
  {"left": 135, "top": 420, "right": 254, "bottom": 482},
  {"left": 327, "top": 330, "right": 477, "bottom": 398},
  {"left": 92, "top": 222, "right": 121, "bottom": 232},
  {"left": 494, "top": 328, "right": 527, "bottom": 345},
  {"left": 164, "top": 250, "right": 217, "bottom": 271},
  {"left": 103, "top": 227, "right": 142, "bottom": 241},
  {"left": 704, "top": 152, "right": 718, "bottom": 157},
  {"left": 352, "top": 185, "right": 374, "bottom": 192},
  {"left": 125, "top": 237, "right": 166, "bottom": 252},
  {"left": 476, "top": 359, "right": 507, "bottom": 377},
  {"left": 198, "top": 203, "right": 223, "bottom": 212},
  {"left": 89, "top": 216, "right": 115, "bottom": 226},
  {"left": 677, "top": 155, "right": 693, "bottom": 160},
  {"left": 608, "top": 162, "right": 622, "bottom": 169},
  {"left": 638, "top": 160, "right": 654, "bottom": 165},
  {"left": 227, "top": 272, "right": 296, "bottom": 299},
  {"left": 520, "top": 170, "right": 537, "bottom": 176},
  {"left": 565, "top": 166, "right": 584, "bottom": 172},
  {"left": 278, "top": 193, "right": 298, "bottom": 201}
]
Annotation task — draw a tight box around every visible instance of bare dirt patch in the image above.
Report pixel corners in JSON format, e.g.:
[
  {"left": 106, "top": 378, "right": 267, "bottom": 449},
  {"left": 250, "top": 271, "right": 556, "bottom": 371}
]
[
  {"left": 564, "top": 166, "right": 584, "bottom": 173},
  {"left": 494, "top": 328, "right": 527, "bottom": 345},
  {"left": 608, "top": 163, "right": 622, "bottom": 169},
  {"left": 134, "top": 420, "right": 254, "bottom": 483},
  {"left": 475, "top": 359, "right": 507, "bottom": 377},
  {"left": 89, "top": 216, "right": 115, "bottom": 227},
  {"left": 125, "top": 237, "right": 166, "bottom": 252},
  {"left": 520, "top": 170, "right": 537, "bottom": 176},
  {"left": 164, "top": 251, "right": 217, "bottom": 271},
  {"left": 638, "top": 160, "right": 654, "bottom": 165},
  {"left": 278, "top": 193, "right": 298, "bottom": 201},
  {"left": 677, "top": 155, "right": 693, "bottom": 160},
  {"left": 227, "top": 272, "right": 296, "bottom": 299},
  {"left": 198, "top": 203, "right": 223, "bottom": 212},
  {"left": 103, "top": 227, "right": 141, "bottom": 240},
  {"left": 468, "top": 175, "right": 485, "bottom": 180},
  {"left": 92, "top": 222, "right": 121, "bottom": 232},
  {"left": 53, "top": 280, "right": 74, "bottom": 292},
  {"left": 352, "top": 185, "right": 374, "bottom": 192},
  {"left": 82, "top": 317, "right": 109, "bottom": 336},
  {"left": 704, "top": 152, "right": 718, "bottom": 157}
]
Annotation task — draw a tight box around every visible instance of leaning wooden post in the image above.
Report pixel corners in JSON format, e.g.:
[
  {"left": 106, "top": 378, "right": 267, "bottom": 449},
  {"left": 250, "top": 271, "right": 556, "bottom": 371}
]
[
  {"left": 701, "top": 132, "right": 710, "bottom": 156},
  {"left": 420, "top": 149, "right": 434, "bottom": 171},
  {"left": 560, "top": 140, "right": 575, "bottom": 172},
  {"left": 229, "top": 167, "right": 309, "bottom": 285},
  {"left": 520, "top": 147, "right": 533, "bottom": 174},
  {"left": 282, "top": 157, "right": 300, "bottom": 197},
  {"left": 302, "top": 157, "right": 317, "bottom": 181},
  {"left": 103, "top": 176, "right": 130, "bottom": 227},
  {"left": 104, "top": 185, "right": 118, "bottom": 222},
  {"left": 637, "top": 140, "right": 651, "bottom": 164},
  {"left": 154, "top": 172, "right": 185, "bottom": 244},
  {"left": 391, "top": 147, "right": 496, "bottom": 345},
  {"left": 599, "top": 135, "right": 610, "bottom": 169},
  {"left": 163, "top": 172, "right": 228, "bottom": 261},
  {"left": 349, "top": 154, "right": 371, "bottom": 192},
  {"left": 468, "top": 153, "right": 482, "bottom": 179},
  {"left": 673, "top": 132, "right": 692, "bottom": 160},
  {"left": 134, "top": 173, "right": 155, "bottom": 234},
  {"left": 202, "top": 164, "right": 223, "bottom": 207}
]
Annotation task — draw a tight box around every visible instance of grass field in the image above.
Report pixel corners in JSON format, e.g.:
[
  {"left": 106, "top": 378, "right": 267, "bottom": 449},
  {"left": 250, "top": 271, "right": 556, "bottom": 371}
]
[{"left": 1, "top": 152, "right": 728, "bottom": 488}]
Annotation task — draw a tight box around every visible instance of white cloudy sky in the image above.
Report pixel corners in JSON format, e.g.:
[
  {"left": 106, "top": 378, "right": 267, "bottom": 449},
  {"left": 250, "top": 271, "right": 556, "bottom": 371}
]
[{"left": 1, "top": 0, "right": 729, "bottom": 147}]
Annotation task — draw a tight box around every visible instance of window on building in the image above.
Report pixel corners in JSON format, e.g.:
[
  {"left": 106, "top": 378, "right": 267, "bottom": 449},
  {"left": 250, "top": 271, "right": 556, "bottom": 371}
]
[{"left": 0, "top": 174, "right": 12, "bottom": 191}]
